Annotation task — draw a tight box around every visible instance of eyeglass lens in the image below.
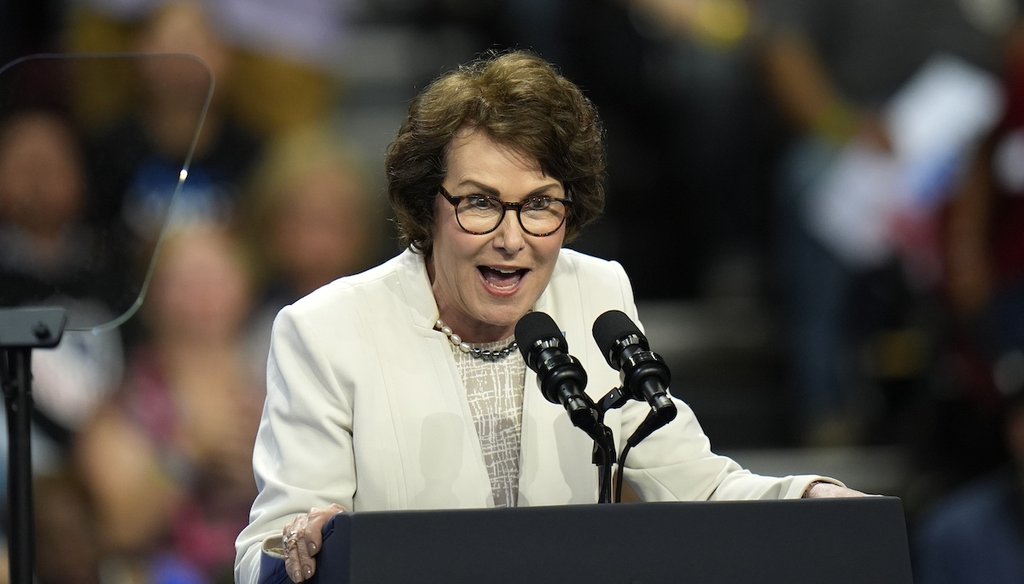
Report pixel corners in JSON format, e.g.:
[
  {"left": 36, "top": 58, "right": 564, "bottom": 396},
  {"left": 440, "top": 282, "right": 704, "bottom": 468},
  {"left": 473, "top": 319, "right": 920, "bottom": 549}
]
[{"left": 456, "top": 196, "right": 567, "bottom": 235}]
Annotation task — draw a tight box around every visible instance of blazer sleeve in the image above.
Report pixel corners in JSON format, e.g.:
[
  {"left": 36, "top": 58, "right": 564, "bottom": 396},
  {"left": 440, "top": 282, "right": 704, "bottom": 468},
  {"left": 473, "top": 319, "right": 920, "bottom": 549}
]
[
  {"left": 598, "top": 260, "right": 836, "bottom": 501},
  {"left": 235, "top": 300, "right": 359, "bottom": 584}
]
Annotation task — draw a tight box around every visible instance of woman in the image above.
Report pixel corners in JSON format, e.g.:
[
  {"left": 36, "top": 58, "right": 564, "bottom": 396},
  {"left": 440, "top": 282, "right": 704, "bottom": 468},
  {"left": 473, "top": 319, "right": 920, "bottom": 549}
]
[{"left": 234, "top": 50, "right": 861, "bottom": 584}]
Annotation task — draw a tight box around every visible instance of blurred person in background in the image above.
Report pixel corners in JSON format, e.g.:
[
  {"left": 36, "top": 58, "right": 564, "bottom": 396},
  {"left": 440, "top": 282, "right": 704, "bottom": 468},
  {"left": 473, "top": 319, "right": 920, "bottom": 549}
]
[
  {"left": 31, "top": 472, "right": 102, "bottom": 584},
  {"left": 83, "top": 0, "right": 263, "bottom": 248},
  {"left": 0, "top": 105, "right": 118, "bottom": 309},
  {"left": 758, "top": 0, "right": 1023, "bottom": 447},
  {"left": 909, "top": 29, "right": 1024, "bottom": 582},
  {"left": 0, "top": 105, "right": 123, "bottom": 582},
  {"left": 75, "top": 225, "right": 264, "bottom": 584},
  {"left": 240, "top": 123, "right": 387, "bottom": 362},
  {"left": 65, "top": 0, "right": 345, "bottom": 140},
  {"left": 938, "top": 21, "right": 1024, "bottom": 469},
  {"left": 209, "top": 0, "right": 347, "bottom": 139}
]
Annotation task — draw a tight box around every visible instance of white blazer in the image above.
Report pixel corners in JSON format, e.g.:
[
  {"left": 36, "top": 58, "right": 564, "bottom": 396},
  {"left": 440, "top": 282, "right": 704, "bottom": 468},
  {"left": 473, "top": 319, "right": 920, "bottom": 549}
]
[{"left": 235, "top": 249, "right": 828, "bottom": 582}]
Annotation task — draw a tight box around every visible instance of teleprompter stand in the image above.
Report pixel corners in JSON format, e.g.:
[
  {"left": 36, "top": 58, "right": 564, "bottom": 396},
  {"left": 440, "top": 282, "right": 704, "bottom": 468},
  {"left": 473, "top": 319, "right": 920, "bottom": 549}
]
[{"left": 0, "top": 307, "right": 67, "bottom": 584}]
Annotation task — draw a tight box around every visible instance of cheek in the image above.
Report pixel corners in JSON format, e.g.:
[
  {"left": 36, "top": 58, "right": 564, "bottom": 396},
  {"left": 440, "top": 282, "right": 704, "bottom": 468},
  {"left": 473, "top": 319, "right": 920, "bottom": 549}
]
[
  {"left": 434, "top": 222, "right": 480, "bottom": 270},
  {"left": 442, "top": 239, "right": 482, "bottom": 287},
  {"left": 535, "top": 236, "right": 564, "bottom": 268}
]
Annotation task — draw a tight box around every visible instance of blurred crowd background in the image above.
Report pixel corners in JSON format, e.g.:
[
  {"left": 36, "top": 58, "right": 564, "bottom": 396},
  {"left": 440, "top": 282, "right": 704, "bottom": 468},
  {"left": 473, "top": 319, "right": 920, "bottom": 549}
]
[{"left": 1, "top": 0, "right": 1023, "bottom": 582}]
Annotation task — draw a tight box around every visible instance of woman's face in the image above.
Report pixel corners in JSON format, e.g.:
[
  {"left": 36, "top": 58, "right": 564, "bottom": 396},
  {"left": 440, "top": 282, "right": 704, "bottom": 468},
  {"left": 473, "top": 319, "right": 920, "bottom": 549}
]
[
  {"left": 149, "top": 228, "right": 252, "bottom": 344},
  {"left": 0, "top": 113, "right": 83, "bottom": 235},
  {"left": 429, "top": 128, "right": 566, "bottom": 342}
]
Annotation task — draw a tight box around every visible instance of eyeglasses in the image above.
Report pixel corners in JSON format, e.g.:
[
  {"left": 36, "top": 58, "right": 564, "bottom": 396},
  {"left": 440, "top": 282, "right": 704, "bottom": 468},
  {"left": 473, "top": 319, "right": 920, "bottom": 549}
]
[{"left": 439, "top": 186, "right": 572, "bottom": 237}]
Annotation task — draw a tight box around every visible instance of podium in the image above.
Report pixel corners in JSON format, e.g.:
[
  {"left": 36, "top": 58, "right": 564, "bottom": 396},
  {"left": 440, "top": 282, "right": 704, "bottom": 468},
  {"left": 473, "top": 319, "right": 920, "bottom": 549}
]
[{"left": 305, "top": 497, "right": 913, "bottom": 583}]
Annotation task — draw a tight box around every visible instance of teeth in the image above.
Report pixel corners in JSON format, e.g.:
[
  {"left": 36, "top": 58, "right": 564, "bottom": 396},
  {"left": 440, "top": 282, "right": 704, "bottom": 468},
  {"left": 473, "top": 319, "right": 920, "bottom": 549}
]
[{"left": 493, "top": 267, "right": 518, "bottom": 274}]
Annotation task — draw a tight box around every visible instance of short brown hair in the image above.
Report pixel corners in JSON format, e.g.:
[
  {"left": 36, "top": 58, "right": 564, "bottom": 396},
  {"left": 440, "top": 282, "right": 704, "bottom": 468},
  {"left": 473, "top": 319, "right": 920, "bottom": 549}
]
[{"left": 385, "top": 50, "right": 606, "bottom": 254}]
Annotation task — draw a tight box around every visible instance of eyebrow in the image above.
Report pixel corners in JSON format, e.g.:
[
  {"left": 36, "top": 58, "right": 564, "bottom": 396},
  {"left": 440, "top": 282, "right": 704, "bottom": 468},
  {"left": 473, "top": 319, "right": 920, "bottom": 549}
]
[{"left": 454, "top": 179, "right": 564, "bottom": 199}]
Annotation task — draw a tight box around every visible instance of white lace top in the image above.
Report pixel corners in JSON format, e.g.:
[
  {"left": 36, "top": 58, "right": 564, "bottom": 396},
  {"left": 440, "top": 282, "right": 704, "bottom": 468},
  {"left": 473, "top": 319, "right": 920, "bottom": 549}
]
[{"left": 448, "top": 337, "right": 526, "bottom": 508}]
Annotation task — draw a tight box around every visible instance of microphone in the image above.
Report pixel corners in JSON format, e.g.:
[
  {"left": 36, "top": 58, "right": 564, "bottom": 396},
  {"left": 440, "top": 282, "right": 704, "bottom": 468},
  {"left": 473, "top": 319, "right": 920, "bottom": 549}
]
[
  {"left": 515, "top": 312, "right": 600, "bottom": 435},
  {"left": 592, "top": 310, "right": 676, "bottom": 422}
]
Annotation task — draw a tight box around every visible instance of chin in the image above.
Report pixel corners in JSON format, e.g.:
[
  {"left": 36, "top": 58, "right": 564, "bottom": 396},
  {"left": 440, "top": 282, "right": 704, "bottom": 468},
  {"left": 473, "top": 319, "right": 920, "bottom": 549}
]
[{"left": 480, "top": 304, "right": 531, "bottom": 330}]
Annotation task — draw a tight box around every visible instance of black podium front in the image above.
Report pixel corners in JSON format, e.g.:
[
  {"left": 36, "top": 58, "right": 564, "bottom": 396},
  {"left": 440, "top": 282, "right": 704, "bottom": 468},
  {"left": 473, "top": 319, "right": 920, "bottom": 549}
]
[{"left": 309, "top": 497, "right": 913, "bottom": 583}]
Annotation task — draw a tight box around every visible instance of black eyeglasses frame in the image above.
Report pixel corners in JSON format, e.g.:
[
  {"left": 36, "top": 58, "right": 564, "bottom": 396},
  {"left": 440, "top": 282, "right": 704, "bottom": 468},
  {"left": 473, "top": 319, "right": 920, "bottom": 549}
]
[{"left": 438, "top": 185, "right": 572, "bottom": 237}]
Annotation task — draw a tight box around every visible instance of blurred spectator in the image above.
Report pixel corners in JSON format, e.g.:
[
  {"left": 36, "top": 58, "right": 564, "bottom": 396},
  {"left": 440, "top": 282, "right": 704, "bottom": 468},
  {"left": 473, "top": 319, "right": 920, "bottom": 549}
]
[
  {"left": 75, "top": 225, "right": 263, "bottom": 584},
  {"left": 32, "top": 472, "right": 102, "bottom": 584},
  {"left": 0, "top": 106, "right": 116, "bottom": 307},
  {"left": 912, "top": 22, "right": 1024, "bottom": 500},
  {"left": 65, "top": 0, "right": 345, "bottom": 140},
  {"left": 83, "top": 1, "right": 263, "bottom": 248},
  {"left": 239, "top": 123, "right": 387, "bottom": 360},
  {"left": 243, "top": 124, "right": 384, "bottom": 303},
  {"left": 0, "top": 106, "right": 123, "bottom": 555},
  {"left": 943, "top": 22, "right": 1024, "bottom": 389},
  {"left": 757, "top": 0, "right": 1022, "bottom": 446},
  {"left": 211, "top": 0, "right": 346, "bottom": 138}
]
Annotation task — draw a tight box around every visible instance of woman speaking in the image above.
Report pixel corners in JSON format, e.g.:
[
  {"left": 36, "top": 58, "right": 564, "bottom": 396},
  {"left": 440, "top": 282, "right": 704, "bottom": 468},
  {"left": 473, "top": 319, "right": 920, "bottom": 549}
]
[{"left": 234, "top": 50, "right": 861, "bottom": 584}]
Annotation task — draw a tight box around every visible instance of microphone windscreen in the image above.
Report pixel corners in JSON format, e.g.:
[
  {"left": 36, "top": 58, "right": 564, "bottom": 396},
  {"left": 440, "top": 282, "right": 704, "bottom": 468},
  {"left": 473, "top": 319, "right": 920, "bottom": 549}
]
[
  {"left": 592, "top": 309, "right": 640, "bottom": 361},
  {"left": 514, "top": 311, "right": 564, "bottom": 365}
]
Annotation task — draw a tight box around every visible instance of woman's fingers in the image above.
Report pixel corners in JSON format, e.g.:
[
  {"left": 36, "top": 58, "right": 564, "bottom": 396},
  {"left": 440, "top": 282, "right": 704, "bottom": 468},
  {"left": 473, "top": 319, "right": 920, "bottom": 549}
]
[
  {"left": 283, "top": 504, "right": 347, "bottom": 582},
  {"left": 283, "top": 513, "right": 313, "bottom": 582}
]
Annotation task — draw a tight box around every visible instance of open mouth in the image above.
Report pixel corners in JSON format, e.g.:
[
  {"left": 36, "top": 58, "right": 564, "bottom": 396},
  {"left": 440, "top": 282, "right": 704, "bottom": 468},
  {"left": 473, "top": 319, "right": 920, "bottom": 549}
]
[{"left": 478, "top": 266, "right": 528, "bottom": 292}]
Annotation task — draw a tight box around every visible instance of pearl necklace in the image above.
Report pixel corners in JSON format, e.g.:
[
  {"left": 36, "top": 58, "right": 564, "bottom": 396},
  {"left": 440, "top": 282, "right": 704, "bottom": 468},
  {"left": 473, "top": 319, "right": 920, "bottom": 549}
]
[{"left": 434, "top": 319, "right": 519, "bottom": 362}]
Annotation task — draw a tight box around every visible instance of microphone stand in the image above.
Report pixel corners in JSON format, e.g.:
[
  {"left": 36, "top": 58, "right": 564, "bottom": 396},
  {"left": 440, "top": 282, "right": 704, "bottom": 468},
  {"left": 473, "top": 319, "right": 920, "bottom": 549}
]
[
  {"left": 591, "top": 423, "right": 615, "bottom": 504},
  {"left": 595, "top": 385, "right": 677, "bottom": 503},
  {"left": 0, "top": 307, "right": 67, "bottom": 584},
  {"left": 593, "top": 387, "right": 629, "bottom": 503},
  {"left": 559, "top": 398, "right": 615, "bottom": 504}
]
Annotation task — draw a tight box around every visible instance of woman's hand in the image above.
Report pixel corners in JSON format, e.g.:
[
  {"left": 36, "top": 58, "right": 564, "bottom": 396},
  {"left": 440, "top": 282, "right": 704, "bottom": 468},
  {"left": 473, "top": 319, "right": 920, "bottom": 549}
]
[
  {"left": 282, "top": 503, "right": 347, "bottom": 582},
  {"left": 804, "top": 481, "right": 867, "bottom": 498}
]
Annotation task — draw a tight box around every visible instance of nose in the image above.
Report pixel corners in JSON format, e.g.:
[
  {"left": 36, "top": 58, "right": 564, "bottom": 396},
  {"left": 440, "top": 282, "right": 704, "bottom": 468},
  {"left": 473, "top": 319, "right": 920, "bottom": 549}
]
[{"left": 492, "top": 209, "right": 526, "bottom": 253}]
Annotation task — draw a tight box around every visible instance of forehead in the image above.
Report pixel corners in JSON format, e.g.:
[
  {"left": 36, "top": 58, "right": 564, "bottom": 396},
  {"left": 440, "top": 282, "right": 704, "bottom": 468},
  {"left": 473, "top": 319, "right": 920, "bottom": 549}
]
[{"left": 445, "top": 128, "right": 548, "bottom": 183}]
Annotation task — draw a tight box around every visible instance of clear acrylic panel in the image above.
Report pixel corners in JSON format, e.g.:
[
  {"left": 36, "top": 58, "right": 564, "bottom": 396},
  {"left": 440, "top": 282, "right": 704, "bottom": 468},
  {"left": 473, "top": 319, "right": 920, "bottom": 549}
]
[{"left": 0, "top": 53, "right": 213, "bottom": 333}]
